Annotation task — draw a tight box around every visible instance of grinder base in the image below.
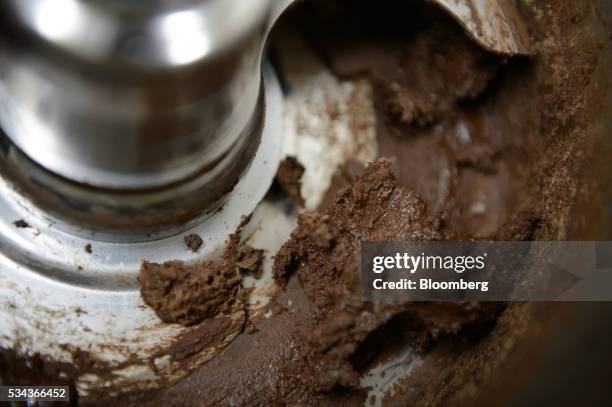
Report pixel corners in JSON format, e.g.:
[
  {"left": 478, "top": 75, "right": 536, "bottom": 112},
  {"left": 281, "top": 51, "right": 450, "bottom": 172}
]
[{"left": 0, "top": 63, "right": 282, "bottom": 396}]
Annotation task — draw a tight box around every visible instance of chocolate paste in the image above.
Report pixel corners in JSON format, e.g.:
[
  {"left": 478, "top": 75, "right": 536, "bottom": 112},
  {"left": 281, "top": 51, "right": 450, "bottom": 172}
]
[
  {"left": 295, "top": 0, "right": 542, "bottom": 238},
  {"left": 235, "top": 246, "right": 264, "bottom": 278},
  {"left": 138, "top": 218, "right": 251, "bottom": 326},
  {"left": 275, "top": 156, "right": 306, "bottom": 207},
  {"left": 183, "top": 233, "right": 204, "bottom": 253},
  {"left": 274, "top": 159, "right": 507, "bottom": 391},
  {"left": 138, "top": 259, "right": 242, "bottom": 326}
]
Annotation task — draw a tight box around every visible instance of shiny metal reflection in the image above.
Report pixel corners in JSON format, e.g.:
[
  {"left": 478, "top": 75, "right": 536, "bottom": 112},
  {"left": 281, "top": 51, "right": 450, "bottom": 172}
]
[{"left": 0, "top": 0, "right": 272, "bottom": 189}]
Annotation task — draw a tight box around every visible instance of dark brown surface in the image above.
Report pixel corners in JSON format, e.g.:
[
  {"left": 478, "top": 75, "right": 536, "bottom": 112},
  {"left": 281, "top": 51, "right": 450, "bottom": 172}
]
[
  {"left": 183, "top": 233, "right": 204, "bottom": 252},
  {"left": 273, "top": 159, "right": 515, "bottom": 392},
  {"left": 274, "top": 158, "right": 442, "bottom": 298},
  {"left": 138, "top": 260, "right": 242, "bottom": 326},
  {"left": 275, "top": 156, "right": 306, "bottom": 207},
  {"left": 117, "top": 278, "right": 367, "bottom": 407},
  {"left": 138, "top": 218, "right": 252, "bottom": 326},
  {"left": 297, "top": 1, "right": 540, "bottom": 238},
  {"left": 138, "top": 216, "right": 251, "bottom": 325},
  {"left": 12, "top": 219, "right": 30, "bottom": 228},
  {"left": 235, "top": 246, "right": 264, "bottom": 278}
]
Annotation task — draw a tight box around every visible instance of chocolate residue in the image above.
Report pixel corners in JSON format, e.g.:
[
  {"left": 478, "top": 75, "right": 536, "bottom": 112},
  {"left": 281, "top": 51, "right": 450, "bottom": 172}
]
[
  {"left": 318, "top": 160, "right": 365, "bottom": 211},
  {"left": 138, "top": 260, "right": 242, "bottom": 326},
  {"left": 12, "top": 219, "right": 30, "bottom": 229},
  {"left": 274, "top": 158, "right": 441, "bottom": 294},
  {"left": 139, "top": 216, "right": 252, "bottom": 326},
  {"left": 380, "top": 24, "right": 499, "bottom": 129},
  {"left": 183, "top": 233, "right": 203, "bottom": 253},
  {"left": 235, "top": 246, "right": 264, "bottom": 278},
  {"left": 84, "top": 244, "right": 92, "bottom": 254},
  {"left": 264, "top": 2, "right": 546, "bottom": 392},
  {"left": 274, "top": 159, "right": 503, "bottom": 391},
  {"left": 275, "top": 156, "right": 306, "bottom": 207},
  {"left": 297, "top": 0, "right": 540, "bottom": 238},
  {"left": 493, "top": 210, "right": 540, "bottom": 241}
]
